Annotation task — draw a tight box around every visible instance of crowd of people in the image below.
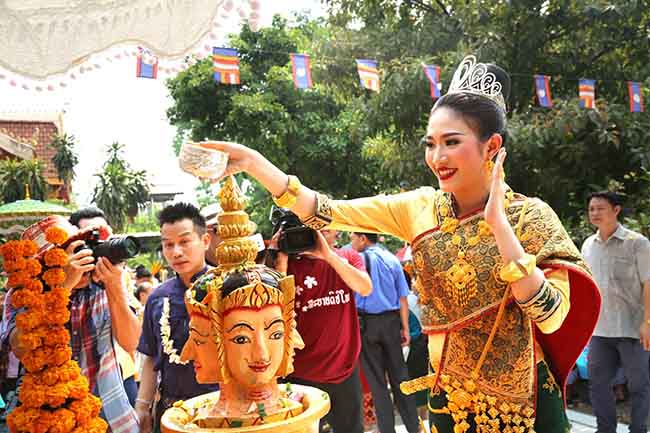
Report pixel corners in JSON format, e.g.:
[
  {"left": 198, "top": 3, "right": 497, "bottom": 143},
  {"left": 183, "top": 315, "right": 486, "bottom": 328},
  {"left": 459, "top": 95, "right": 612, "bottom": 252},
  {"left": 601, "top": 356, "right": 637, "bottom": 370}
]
[{"left": 0, "top": 56, "right": 648, "bottom": 433}]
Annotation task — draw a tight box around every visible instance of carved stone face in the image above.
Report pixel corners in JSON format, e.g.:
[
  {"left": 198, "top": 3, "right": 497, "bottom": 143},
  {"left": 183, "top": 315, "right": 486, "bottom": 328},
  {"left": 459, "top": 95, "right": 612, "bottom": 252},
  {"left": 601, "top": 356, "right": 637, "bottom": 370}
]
[
  {"left": 180, "top": 313, "right": 220, "bottom": 383},
  {"left": 223, "top": 305, "right": 285, "bottom": 387}
]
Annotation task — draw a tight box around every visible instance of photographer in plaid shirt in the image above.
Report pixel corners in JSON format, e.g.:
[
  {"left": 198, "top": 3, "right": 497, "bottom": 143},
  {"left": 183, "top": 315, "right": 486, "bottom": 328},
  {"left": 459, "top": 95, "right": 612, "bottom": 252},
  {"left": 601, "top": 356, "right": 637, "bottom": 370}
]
[{"left": 1, "top": 210, "right": 140, "bottom": 433}]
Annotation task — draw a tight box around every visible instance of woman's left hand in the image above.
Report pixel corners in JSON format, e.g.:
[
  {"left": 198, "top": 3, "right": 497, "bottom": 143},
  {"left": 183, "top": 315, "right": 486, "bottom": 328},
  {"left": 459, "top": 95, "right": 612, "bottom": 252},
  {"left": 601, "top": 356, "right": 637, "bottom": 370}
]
[{"left": 484, "top": 148, "right": 509, "bottom": 228}]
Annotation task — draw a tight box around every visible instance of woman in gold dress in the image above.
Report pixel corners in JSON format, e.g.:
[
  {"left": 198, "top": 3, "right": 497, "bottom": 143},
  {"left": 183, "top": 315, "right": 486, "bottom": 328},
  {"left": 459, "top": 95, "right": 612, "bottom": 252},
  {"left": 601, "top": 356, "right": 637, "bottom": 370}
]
[{"left": 201, "top": 56, "right": 600, "bottom": 433}]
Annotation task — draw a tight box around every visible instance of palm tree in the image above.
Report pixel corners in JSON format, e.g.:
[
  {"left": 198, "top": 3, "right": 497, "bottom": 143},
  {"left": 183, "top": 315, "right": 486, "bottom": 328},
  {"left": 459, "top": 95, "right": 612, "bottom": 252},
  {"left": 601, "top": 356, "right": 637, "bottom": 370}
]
[
  {"left": 50, "top": 133, "right": 79, "bottom": 203},
  {"left": 0, "top": 159, "right": 46, "bottom": 203},
  {"left": 92, "top": 142, "right": 150, "bottom": 230}
]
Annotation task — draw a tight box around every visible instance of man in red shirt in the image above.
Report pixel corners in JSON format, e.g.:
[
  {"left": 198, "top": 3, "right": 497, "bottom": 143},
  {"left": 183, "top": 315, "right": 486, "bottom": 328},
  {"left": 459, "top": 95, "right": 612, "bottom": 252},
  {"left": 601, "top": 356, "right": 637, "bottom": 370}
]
[{"left": 271, "top": 228, "right": 372, "bottom": 433}]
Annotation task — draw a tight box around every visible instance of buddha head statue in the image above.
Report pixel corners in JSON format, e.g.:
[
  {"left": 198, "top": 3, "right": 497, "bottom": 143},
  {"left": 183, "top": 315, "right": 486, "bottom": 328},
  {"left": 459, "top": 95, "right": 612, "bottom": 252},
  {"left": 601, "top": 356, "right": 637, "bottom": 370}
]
[{"left": 180, "top": 176, "right": 304, "bottom": 390}]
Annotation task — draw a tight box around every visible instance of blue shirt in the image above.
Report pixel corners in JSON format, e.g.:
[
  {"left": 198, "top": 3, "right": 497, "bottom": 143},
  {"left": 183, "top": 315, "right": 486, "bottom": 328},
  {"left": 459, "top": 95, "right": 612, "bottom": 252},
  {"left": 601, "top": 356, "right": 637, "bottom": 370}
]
[
  {"left": 355, "top": 244, "right": 409, "bottom": 313},
  {"left": 137, "top": 267, "right": 218, "bottom": 399}
]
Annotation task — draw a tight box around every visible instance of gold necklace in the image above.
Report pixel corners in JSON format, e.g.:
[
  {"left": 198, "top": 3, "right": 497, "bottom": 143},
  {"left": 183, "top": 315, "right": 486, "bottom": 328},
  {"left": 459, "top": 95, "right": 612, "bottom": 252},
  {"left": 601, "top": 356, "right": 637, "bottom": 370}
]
[{"left": 438, "top": 191, "right": 514, "bottom": 307}]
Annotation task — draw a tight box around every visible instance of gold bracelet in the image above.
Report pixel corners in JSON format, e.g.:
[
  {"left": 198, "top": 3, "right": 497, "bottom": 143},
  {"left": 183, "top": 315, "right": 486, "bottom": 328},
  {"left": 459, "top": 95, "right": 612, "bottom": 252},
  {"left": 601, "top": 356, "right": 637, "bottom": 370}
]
[
  {"left": 272, "top": 175, "right": 302, "bottom": 209},
  {"left": 499, "top": 253, "right": 536, "bottom": 283}
]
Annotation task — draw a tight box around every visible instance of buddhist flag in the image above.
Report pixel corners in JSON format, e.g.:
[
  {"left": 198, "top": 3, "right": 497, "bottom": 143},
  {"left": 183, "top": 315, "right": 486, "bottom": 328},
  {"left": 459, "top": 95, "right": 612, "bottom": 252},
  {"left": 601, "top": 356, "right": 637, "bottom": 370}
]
[
  {"left": 136, "top": 49, "right": 158, "bottom": 79},
  {"left": 579, "top": 79, "right": 596, "bottom": 109},
  {"left": 356, "top": 59, "right": 380, "bottom": 92},
  {"left": 213, "top": 47, "right": 240, "bottom": 84},
  {"left": 534, "top": 75, "right": 553, "bottom": 108},
  {"left": 628, "top": 82, "right": 644, "bottom": 113},
  {"left": 422, "top": 64, "right": 442, "bottom": 100},
  {"left": 290, "top": 54, "right": 312, "bottom": 89}
]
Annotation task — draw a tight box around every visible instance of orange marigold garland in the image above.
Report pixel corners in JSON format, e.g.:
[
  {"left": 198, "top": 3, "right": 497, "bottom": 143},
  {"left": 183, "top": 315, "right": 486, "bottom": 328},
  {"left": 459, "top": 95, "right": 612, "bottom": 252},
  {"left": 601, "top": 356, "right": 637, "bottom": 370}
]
[{"left": 1, "top": 228, "right": 107, "bottom": 433}]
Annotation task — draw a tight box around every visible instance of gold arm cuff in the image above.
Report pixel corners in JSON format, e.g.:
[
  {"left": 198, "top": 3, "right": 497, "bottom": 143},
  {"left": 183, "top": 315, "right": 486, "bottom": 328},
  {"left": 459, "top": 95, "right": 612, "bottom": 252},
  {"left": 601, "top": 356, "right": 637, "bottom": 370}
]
[
  {"left": 499, "top": 253, "right": 537, "bottom": 283},
  {"left": 302, "top": 192, "right": 333, "bottom": 230},
  {"left": 272, "top": 175, "right": 302, "bottom": 209}
]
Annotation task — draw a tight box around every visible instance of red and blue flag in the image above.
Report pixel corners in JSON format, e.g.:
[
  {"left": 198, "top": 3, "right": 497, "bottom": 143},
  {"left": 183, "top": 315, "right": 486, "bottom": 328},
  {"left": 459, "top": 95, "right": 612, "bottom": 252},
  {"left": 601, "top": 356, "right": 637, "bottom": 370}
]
[
  {"left": 422, "top": 64, "right": 442, "bottom": 100},
  {"left": 534, "top": 75, "right": 553, "bottom": 108},
  {"left": 628, "top": 82, "right": 644, "bottom": 113},
  {"left": 290, "top": 54, "right": 313, "bottom": 89},
  {"left": 356, "top": 59, "right": 380, "bottom": 92},
  {"left": 213, "top": 47, "right": 240, "bottom": 84},
  {"left": 136, "top": 48, "right": 158, "bottom": 79},
  {"left": 579, "top": 79, "right": 596, "bottom": 109}
]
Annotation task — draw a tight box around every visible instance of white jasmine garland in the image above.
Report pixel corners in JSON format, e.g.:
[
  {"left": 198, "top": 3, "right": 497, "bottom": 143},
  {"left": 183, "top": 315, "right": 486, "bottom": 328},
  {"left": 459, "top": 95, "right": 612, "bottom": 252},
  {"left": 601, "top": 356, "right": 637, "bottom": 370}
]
[{"left": 159, "top": 297, "right": 189, "bottom": 365}]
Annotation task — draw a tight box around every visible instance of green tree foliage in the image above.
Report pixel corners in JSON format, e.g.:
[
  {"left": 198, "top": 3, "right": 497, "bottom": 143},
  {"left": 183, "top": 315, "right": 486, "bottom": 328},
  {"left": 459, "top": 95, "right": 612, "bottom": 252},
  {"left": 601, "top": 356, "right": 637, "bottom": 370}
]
[
  {"left": 92, "top": 142, "right": 151, "bottom": 231},
  {"left": 0, "top": 159, "right": 47, "bottom": 203},
  {"left": 50, "top": 133, "right": 79, "bottom": 203},
  {"left": 166, "top": 16, "right": 390, "bottom": 236}
]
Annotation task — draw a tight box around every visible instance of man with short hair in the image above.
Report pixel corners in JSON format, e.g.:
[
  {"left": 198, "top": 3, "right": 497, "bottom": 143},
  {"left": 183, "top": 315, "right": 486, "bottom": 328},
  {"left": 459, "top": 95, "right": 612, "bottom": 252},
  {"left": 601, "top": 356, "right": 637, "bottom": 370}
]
[
  {"left": 270, "top": 225, "right": 371, "bottom": 433},
  {"left": 582, "top": 191, "right": 650, "bottom": 433},
  {"left": 135, "top": 203, "right": 218, "bottom": 433},
  {"left": 350, "top": 232, "right": 419, "bottom": 433}
]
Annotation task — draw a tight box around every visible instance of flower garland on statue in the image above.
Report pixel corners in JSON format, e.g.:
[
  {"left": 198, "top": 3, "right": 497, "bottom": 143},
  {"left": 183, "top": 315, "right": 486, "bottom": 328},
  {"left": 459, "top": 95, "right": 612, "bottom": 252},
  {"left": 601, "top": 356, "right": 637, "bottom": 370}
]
[
  {"left": 0, "top": 228, "right": 107, "bottom": 433},
  {"left": 159, "top": 297, "right": 189, "bottom": 365}
]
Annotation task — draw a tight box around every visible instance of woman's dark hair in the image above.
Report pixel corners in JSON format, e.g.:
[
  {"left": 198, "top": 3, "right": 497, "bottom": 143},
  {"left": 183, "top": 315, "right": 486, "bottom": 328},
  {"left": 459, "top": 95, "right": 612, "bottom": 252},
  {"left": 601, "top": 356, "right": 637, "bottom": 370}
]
[{"left": 431, "top": 63, "right": 511, "bottom": 147}]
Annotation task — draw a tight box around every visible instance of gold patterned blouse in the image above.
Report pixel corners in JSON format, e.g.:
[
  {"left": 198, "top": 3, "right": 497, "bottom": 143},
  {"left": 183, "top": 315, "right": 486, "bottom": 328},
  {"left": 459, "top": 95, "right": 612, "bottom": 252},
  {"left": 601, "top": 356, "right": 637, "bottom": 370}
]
[{"left": 303, "top": 187, "right": 593, "bottom": 432}]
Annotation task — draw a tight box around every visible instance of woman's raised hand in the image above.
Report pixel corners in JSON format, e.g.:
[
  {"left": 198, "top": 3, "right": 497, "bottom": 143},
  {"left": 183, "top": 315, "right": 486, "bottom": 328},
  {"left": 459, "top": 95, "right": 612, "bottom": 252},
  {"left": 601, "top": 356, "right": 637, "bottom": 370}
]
[
  {"left": 484, "top": 148, "right": 508, "bottom": 229},
  {"left": 199, "top": 141, "right": 257, "bottom": 181}
]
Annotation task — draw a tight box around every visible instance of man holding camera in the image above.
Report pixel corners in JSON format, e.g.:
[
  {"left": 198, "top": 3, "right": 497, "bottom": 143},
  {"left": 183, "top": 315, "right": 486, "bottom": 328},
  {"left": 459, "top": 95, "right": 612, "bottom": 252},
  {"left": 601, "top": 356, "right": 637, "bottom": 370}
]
[
  {"left": 268, "top": 209, "right": 372, "bottom": 433},
  {"left": 135, "top": 203, "right": 219, "bottom": 433},
  {"left": 1, "top": 211, "right": 140, "bottom": 433}
]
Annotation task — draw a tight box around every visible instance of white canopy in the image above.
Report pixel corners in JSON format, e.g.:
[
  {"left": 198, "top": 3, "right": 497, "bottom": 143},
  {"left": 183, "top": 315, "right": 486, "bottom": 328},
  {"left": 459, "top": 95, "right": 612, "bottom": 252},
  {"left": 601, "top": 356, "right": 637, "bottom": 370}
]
[{"left": 0, "top": 0, "right": 259, "bottom": 79}]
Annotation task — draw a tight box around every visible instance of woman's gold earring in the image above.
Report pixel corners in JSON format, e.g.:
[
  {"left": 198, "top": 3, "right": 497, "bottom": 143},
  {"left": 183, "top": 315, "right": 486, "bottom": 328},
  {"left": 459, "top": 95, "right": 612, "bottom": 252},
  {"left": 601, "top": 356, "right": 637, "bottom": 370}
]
[{"left": 484, "top": 160, "right": 495, "bottom": 179}]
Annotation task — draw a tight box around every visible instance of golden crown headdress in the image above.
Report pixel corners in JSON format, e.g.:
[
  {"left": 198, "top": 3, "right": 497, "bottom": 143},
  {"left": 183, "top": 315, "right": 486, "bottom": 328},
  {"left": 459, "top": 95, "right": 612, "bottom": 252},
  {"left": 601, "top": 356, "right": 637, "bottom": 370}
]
[{"left": 447, "top": 55, "right": 506, "bottom": 111}]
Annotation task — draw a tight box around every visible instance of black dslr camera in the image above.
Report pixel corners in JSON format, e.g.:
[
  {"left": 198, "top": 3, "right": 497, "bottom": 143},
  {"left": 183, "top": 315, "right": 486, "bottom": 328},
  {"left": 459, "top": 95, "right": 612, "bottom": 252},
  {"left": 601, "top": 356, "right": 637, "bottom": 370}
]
[
  {"left": 75, "top": 229, "right": 140, "bottom": 265},
  {"left": 270, "top": 207, "right": 317, "bottom": 254}
]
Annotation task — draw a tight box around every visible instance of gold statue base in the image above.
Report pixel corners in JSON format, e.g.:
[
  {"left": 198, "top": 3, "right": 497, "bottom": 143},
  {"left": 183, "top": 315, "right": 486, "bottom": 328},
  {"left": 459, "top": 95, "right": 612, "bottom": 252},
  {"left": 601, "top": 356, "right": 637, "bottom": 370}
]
[{"left": 161, "top": 384, "right": 330, "bottom": 433}]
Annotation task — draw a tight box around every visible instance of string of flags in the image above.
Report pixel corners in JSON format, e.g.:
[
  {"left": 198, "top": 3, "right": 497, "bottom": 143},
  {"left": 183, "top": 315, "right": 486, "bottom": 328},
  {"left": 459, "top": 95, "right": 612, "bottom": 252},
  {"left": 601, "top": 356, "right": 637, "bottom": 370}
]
[{"left": 201, "top": 47, "right": 649, "bottom": 113}]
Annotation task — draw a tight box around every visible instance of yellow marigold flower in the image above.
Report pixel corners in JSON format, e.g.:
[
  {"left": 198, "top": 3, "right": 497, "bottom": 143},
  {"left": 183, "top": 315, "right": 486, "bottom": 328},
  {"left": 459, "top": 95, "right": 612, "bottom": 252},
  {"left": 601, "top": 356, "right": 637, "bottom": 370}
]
[
  {"left": 69, "top": 394, "right": 99, "bottom": 426},
  {"left": 24, "top": 279, "right": 44, "bottom": 293},
  {"left": 11, "top": 288, "right": 41, "bottom": 309},
  {"left": 19, "top": 383, "right": 47, "bottom": 408},
  {"left": 87, "top": 417, "right": 108, "bottom": 433},
  {"left": 440, "top": 217, "right": 459, "bottom": 234},
  {"left": 22, "top": 346, "right": 50, "bottom": 373},
  {"left": 44, "top": 248, "right": 69, "bottom": 268},
  {"left": 51, "top": 344, "right": 73, "bottom": 367},
  {"left": 32, "top": 409, "right": 54, "bottom": 433},
  {"left": 21, "top": 240, "right": 38, "bottom": 257},
  {"left": 24, "top": 258, "right": 43, "bottom": 277},
  {"left": 478, "top": 220, "right": 492, "bottom": 237},
  {"left": 0, "top": 240, "right": 23, "bottom": 261},
  {"left": 16, "top": 310, "right": 45, "bottom": 332},
  {"left": 7, "top": 270, "right": 28, "bottom": 288},
  {"left": 45, "top": 227, "right": 69, "bottom": 246},
  {"left": 3, "top": 257, "right": 26, "bottom": 272},
  {"left": 45, "top": 382, "right": 69, "bottom": 407},
  {"left": 44, "top": 327, "right": 71, "bottom": 348},
  {"left": 49, "top": 408, "right": 77, "bottom": 433},
  {"left": 47, "top": 308, "right": 71, "bottom": 327},
  {"left": 43, "top": 268, "right": 66, "bottom": 287},
  {"left": 68, "top": 375, "right": 90, "bottom": 400},
  {"left": 18, "top": 331, "right": 44, "bottom": 351},
  {"left": 6, "top": 406, "right": 41, "bottom": 432}
]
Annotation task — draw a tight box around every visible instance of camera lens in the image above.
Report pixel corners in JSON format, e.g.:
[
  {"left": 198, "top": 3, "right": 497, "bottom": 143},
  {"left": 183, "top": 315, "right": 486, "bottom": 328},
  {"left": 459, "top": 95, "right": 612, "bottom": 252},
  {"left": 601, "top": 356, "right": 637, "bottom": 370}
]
[{"left": 94, "top": 236, "right": 140, "bottom": 264}]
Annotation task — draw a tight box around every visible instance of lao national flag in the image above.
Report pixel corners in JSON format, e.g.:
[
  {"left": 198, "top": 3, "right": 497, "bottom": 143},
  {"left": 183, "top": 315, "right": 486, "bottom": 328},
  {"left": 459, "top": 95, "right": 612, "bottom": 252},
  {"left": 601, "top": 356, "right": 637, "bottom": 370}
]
[
  {"left": 356, "top": 59, "right": 380, "bottom": 92},
  {"left": 579, "top": 79, "right": 596, "bottom": 109},
  {"left": 422, "top": 64, "right": 442, "bottom": 100},
  {"left": 628, "top": 82, "right": 644, "bottom": 113},
  {"left": 213, "top": 47, "right": 240, "bottom": 85},
  {"left": 290, "top": 54, "right": 312, "bottom": 89},
  {"left": 136, "top": 50, "right": 158, "bottom": 79},
  {"left": 534, "top": 75, "right": 553, "bottom": 108}
]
